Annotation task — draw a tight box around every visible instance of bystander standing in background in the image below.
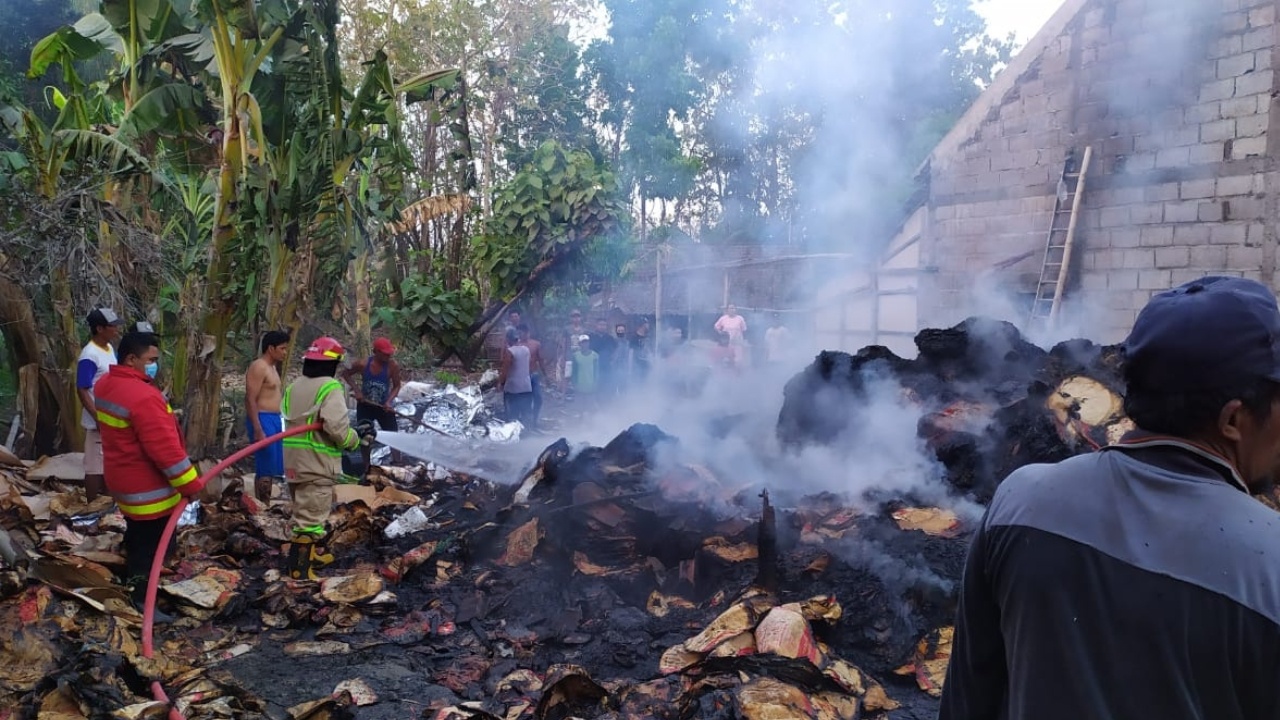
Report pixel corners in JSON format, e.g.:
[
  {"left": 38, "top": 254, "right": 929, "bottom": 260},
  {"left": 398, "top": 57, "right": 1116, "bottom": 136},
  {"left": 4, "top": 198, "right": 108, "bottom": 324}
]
[
  {"left": 517, "top": 323, "right": 549, "bottom": 432},
  {"left": 499, "top": 328, "right": 535, "bottom": 427},
  {"left": 77, "top": 307, "right": 124, "bottom": 502},
  {"left": 246, "top": 330, "right": 289, "bottom": 502}
]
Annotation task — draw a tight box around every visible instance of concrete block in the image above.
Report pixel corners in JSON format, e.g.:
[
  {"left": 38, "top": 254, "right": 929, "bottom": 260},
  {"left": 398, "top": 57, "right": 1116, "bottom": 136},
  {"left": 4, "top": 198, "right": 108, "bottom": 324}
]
[
  {"left": 1164, "top": 201, "right": 1201, "bottom": 222},
  {"left": 1190, "top": 244, "right": 1229, "bottom": 267},
  {"left": 1139, "top": 269, "right": 1174, "bottom": 290},
  {"left": 1234, "top": 70, "right": 1274, "bottom": 96},
  {"left": 1126, "top": 152, "right": 1158, "bottom": 171},
  {"left": 1157, "top": 147, "right": 1192, "bottom": 168},
  {"left": 1144, "top": 183, "right": 1181, "bottom": 202},
  {"left": 1131, "top": 203, "right": 1165, "bottom": 224},
  {"left": 1164, "top": 126, "right": 1202, "bottom": 148},
  {"left": 1236, "top": 112, "right": 1269, "bottom": 137},
  {"left": 1123, "top": 249, "right": 1157, "bottom": 269},
  {"left": 1100, "top": 206, "right": 1131, "bottom": 228},
  {"left": 1228, "top": 244, "right": 1266, "bottom": 269},
  {"left": 1155, "top": 246, "right": 1191, "bottom": 268},
  {"left": 1215, "top": 173, "right": 1258, "bottom": 196},
  {"left": 1209, "top": 223, "right": 1249, "bottom": 245},
  {"left": 1231, "top": 134, "right": 1268, "bottom": 159},
  {"left": 1248, "top": 4, "right": 1275, "bottom": 27},
  {"left": 1211, "top": 34, "right": 1243, "bottom": 59},
  {"left": 1104, "top": 186, "right": 1145, "bottom": 205},
  {"left": 1175, "top": 224, "right": 1213, "bottom": 245},
  {"left": 1080, "top": 272, "right": 1109, "bottom": 291},
  {"left": 1248, "top": 221, "right": 1269, "bottom": 244},
  {"left": 1200, "top": 119, "right": 1237, "bottom": 142},
  {"left": 1219, "top": 52, "right": 1257, "bottom": 78},
  {"left": 1189, "top": 142, "right": 1227, "bottom": 164},
  {"left": 1181, "top": 178, "right": 1218, "bottom": 199},
  {"left": 1108, "top": 270, "right": 1140, "bottom": 290},
  {"left": 1185, "top": 102, "right": 1222, "bottom": 124},
  {"left": 1224, "top": 10, "right": 1250, "bottom": 32},
  {"left": 1221, "top": 95, "right": 1260, "bottom": 117},
  {"left": 1226, "top": 195, "right": 1268, "bottom": 222},
  {"left": 1199, "top": 78, "right": 1236, "bottom": 103},
  {"left": 1110, "top": 229, "right": 1142, "bottom": 248},
  {"left": 1199, "top": 202, "right": 1226, "bottom": 222},
  {"left": 1140, "top": 226, "right": 1175, "bottom": 246}
]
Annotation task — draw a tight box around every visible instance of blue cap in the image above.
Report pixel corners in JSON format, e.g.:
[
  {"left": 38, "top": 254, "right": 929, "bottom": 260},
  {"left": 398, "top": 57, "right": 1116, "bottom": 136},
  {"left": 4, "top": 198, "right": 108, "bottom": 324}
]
[{"left": 1124, "top": 276, "right": 1280, "bottom": 390}]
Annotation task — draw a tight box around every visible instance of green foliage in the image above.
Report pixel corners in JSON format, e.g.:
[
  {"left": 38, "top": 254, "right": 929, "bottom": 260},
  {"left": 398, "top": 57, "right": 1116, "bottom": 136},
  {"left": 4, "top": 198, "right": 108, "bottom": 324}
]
[
  {"left": 434, "top": 370, "right": 462, "bottom": 386},
  {"left": 380, "top": 273, "right": 482, "bottom": 360},
  {"left": 473, "top": 140, "right": 626, "bottom": 300}
]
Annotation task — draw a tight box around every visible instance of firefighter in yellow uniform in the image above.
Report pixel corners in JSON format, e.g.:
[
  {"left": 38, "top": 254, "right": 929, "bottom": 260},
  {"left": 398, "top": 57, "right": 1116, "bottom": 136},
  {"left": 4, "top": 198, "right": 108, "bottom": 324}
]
[{"left": 281, "top": 337, "right": 377, "bottom": 579}]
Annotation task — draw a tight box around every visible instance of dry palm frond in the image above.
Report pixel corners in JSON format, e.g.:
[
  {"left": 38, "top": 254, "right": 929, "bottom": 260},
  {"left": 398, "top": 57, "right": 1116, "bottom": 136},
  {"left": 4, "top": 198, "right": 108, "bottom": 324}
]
[{"left": 387, "top": 193, "right": 471, "bottom": 235}]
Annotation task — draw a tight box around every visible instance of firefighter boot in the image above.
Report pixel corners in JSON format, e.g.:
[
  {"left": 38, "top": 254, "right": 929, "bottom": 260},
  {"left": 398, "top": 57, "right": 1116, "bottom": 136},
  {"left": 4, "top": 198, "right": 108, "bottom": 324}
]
[
  {"left": 287, "top": 536, "right": 335, "bottom": 581},
  {"left": 286, "top": 538, "right": 313, "bottom": 581}
]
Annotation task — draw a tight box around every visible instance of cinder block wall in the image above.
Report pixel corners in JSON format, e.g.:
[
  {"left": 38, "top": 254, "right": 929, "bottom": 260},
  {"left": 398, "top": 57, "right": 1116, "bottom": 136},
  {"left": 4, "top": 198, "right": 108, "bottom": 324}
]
[{"left": 916, "top": 0, "right": 1278, "bottom": 342}]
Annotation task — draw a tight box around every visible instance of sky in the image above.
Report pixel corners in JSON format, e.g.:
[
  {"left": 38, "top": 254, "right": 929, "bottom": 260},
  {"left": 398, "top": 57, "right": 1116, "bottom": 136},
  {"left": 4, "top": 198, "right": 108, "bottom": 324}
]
[{"left": 976, "top": 0, "right": 1066, "bottom": 46}]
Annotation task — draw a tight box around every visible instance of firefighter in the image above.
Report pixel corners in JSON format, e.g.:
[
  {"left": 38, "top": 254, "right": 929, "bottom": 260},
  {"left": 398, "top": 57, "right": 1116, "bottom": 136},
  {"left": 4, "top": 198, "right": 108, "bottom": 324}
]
[
  {"left": 94, "top": 330, "right": 199, "bottom": 613},
  {"left": 281, "top": 337, "right": 377, "bottom": 580}
]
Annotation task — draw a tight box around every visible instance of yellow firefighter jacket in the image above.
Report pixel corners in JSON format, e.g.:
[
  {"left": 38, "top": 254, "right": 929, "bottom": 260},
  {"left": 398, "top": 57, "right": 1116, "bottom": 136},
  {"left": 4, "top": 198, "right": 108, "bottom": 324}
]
[{"left": 282, "top": 376, "right": 360, "bottom": 484}]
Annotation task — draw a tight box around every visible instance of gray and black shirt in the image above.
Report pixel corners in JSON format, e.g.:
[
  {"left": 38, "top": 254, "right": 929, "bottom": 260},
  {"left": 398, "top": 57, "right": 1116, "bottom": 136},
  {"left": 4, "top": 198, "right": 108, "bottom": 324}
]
[{"left": 940, "top": 434, "right": 1280, "bottom": 720}]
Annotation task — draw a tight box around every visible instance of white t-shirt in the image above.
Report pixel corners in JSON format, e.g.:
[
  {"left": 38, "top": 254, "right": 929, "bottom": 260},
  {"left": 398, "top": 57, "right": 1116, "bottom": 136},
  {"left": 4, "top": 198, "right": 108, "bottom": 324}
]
[
  {"left": 765, "top": 326, "right": 791, "bottom": 362},
  {"left": 77, "top": 341, "right": 115, "bottom": 429}
]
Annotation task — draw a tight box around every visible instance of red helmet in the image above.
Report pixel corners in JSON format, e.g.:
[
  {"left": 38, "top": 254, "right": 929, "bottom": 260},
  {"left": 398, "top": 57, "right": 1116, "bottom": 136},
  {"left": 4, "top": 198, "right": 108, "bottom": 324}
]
[{"left": 303, "top": 337, "right": 345, "bottom": 361}]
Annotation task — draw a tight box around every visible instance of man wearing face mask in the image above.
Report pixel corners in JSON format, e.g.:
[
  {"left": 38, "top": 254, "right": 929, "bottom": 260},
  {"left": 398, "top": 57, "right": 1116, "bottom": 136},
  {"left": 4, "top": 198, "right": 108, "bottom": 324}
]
[
  {"left": 941, "top": 276, "right": 1280, "bottom": 720},
  {"left": 93, "top": 331, "right": 198, "bottom": 617}
]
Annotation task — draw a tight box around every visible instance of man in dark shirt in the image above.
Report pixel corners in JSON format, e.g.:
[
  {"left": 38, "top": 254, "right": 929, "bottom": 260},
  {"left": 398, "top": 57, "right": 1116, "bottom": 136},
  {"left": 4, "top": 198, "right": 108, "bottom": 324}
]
[
  {"left": 588, "top": 318, "right": 617, "bottom": 401},
  {"left": 941, "top": 276, "right": 1280, "bottom": 720}
]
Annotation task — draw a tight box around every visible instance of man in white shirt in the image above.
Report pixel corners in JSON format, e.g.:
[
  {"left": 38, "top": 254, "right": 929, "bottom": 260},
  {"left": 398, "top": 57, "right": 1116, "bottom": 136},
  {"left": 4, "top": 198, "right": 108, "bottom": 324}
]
[
  {"left": 76, "top": 307, "right": 124, "bottom": 500},
  {"left": 764, "top": 314, "right": 791, "bottom": 366}
]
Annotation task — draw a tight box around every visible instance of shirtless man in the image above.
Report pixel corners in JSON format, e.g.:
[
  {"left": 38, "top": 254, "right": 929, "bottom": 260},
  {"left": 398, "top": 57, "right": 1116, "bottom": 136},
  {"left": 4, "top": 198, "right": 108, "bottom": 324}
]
[{"left": 246, "top": 330, "right": 289, "bottom": 502}]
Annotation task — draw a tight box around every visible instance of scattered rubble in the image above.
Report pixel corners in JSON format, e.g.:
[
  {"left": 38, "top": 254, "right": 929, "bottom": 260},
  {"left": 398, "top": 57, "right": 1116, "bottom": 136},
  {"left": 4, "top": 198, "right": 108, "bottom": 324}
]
[{"left": 5, "top": 317, "right": 1277, "bottom": 719}]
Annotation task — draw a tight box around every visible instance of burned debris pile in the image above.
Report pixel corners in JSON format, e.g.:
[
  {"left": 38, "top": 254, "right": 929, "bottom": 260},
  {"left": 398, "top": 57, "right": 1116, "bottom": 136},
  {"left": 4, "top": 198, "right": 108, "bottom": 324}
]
[
  {"left": 0, "top": 420, "right": 976, "bottom": 720},
  {"left": 778, "top": 316, "right": 1132, "bottom": 502},
  {"left": 0, "top": 316, "right": 1152, "bottom": 719}
]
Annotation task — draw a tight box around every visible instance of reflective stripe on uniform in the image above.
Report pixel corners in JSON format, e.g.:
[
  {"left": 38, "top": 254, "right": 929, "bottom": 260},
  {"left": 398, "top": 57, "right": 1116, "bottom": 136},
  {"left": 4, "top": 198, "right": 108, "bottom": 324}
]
[
  {"left": 162, "top": 457, "right": 193, "bottom": 478},
  {"left": 116, "top": 491, "right": 181, "bottom": 518},
  {"left": 117, "top": 486, "right": 176, "bottom": 504},
  {"left": 169, "top": 465, "right": 198, "bottom": 489},
  {"left": 283, "top": 379, "right": 347, "bottom": 454},
  {"left": 95, "top": 398, "right": 131, "bottom": 418},
  {"left": 96, "top": 410, "right": 130, "bottom": 428},
  {"left": 295, "top": 524, "right": 326, "bottom": 537}
]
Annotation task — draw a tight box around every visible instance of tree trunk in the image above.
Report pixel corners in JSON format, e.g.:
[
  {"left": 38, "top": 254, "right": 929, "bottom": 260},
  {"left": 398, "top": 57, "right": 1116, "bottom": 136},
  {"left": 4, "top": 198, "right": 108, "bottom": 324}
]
[
  {"left": 0, "top": 276, "right": 76, "bottom": 457},
  {"left": 183, "top": 104, "right": 245, "bottom": 456}
]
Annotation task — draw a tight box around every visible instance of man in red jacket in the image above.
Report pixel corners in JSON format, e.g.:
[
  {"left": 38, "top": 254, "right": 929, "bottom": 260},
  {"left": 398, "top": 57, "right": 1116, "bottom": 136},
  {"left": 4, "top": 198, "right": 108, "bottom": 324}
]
[{"left": 94, "top": 331, "right": 200, "bottom": 612}]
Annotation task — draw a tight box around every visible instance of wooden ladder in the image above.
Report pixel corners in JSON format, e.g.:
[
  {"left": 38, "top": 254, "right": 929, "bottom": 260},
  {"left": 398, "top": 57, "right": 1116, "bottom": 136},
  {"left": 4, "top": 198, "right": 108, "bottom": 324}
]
[{"left": 1029, "top": 145, "right": 1093, "bottom": 329}]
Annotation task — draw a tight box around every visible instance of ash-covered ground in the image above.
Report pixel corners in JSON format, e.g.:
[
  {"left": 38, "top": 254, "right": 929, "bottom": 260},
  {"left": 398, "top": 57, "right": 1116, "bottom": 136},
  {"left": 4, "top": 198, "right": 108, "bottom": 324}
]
[{"left": 0, "top": 317, "right": 1142, "bottom": 720}]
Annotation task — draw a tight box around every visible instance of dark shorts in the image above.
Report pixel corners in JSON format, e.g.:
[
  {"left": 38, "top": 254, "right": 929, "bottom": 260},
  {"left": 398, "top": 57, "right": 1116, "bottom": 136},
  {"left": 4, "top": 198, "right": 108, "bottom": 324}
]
[{"left": 356, "top": 403, "right": 399, "bottom": 431}]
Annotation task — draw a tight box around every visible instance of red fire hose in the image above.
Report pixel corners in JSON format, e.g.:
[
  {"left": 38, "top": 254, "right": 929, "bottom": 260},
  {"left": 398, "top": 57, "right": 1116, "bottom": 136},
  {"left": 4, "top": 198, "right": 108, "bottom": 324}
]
[{"left": 141, "top": 422, "right": 322, "bottom": 719}]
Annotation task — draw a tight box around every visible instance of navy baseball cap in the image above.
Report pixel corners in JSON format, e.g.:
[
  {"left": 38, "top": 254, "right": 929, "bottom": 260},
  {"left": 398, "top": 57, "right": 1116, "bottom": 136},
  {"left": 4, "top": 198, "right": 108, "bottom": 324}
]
[{"left": 1124, "top": 276, "right": 1280, "bottom": 390}]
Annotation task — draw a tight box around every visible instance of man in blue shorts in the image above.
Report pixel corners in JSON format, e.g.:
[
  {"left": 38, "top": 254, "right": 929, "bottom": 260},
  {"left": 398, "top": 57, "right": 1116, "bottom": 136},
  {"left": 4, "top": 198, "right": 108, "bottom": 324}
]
[{"left": 245, "top": 330, "right": 289, "bottom": 502}]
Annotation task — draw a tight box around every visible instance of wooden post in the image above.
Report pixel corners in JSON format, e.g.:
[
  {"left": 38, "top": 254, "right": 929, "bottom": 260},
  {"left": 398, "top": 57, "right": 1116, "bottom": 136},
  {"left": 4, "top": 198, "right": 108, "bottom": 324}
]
[
  {"left": 1050, "top": 145, "right": 1093, "bottom": 324},
  {"left": 655, "top": 250, "right": 663, "bottom": 340},
  {"left": 870, "top": 269, "right": 881, "bottom": 346}
]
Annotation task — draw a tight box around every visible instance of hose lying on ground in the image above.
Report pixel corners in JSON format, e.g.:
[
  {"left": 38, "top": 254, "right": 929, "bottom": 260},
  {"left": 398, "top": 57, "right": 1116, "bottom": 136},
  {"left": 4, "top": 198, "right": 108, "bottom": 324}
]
[{"left": 141, "top": 422, "right": 322, "bottom": 720}]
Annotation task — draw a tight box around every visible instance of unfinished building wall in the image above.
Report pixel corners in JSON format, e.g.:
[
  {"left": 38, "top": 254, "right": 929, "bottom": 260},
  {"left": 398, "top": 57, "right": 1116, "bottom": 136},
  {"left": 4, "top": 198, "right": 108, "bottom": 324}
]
[{"left": 916, "top": 0, "right": 1278, "bottom": 343}]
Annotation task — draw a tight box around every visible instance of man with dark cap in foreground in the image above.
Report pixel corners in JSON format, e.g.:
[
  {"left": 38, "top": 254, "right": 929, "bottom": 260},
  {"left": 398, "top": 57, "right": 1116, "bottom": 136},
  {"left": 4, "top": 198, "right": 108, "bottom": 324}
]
[{"left": 941, "top": 276, "right": 1280, "bottom": 720}]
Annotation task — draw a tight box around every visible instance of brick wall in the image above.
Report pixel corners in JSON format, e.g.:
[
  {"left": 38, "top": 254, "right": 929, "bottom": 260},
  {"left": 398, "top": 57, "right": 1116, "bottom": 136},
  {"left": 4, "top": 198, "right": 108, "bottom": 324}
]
[{"left": 913, "top": 0, "right": 1279, "bottom": 343}]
